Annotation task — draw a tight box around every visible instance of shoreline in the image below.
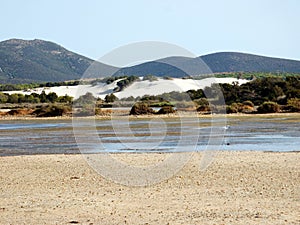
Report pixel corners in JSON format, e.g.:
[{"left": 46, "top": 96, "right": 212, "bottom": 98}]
[
  {"left": 0, "top": 149, "right": 299, "bottom": 157},
  {"left": 1, "top": 112, "right": 300, "bottom": 120},
  {"left": 0, "top": 151, "right": 299, "bottom": 224}
]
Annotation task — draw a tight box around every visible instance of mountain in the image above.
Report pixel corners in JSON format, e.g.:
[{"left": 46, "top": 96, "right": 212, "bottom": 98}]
[
  {"left": 113, "top": 61, "right": 190, "bottom": 78},
  {"left": 200, "top": 52, "right": 300, "bottom": 73},
  {"left": 1, "top": 38, "right": 300, "bottom": 84},
  {"left": 114, "top": 52, "right": 300, "bottom": 77},
  {"left": 0, "top": 39, "right": 118, "bottom": 83}
]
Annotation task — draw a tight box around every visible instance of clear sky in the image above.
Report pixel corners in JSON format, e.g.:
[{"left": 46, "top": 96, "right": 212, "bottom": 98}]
[{"left": 1, "top": 0, "right": 299, "bottom": 60}]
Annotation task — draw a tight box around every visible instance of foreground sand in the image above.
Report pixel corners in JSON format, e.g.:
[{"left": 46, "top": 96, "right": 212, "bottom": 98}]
[{"left": 0, "top": 151, "right": 299, "bottom": 225}]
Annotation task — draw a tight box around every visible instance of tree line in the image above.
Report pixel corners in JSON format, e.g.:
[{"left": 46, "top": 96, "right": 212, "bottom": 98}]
[
  {"left": 1, "top": 76, "right": 300, "bottom": 116},
  {"left": 0, "top": 91, "right": 73, "bottom": 104}
]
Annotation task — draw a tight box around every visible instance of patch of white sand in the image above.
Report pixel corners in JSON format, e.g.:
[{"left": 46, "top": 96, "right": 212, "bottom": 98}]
[{"left": 3, "top": 78, "right": 249, "bottom": 99}]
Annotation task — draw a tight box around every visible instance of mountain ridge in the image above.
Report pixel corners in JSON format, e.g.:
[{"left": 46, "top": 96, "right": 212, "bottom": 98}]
[
  {"left": 0, "top": 38, "right": 117, "bottom": 83},
  {"left": 0, "top": 38, "right": 300, "bottom": 83}
]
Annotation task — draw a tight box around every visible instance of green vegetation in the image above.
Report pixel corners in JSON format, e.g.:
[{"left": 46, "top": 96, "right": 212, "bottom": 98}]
[
  {"left": 72, "top": 92, "right": 99, "bottom": 116},
  {"left": 0, "top": 80, "right": 84, "bottom": 91},
  {"left": 129, "top": 102, "right": 176, "bottom": 115},
  {"left": 156, "top": 106, "right": 176, "bottom": 114},
  {"left": 130, "top": 102, "right": 155, "bottom": 115},
  {"left": 0, "top": 39, "right": 94, "bottom": 83},
  {"left": 114, "top": 76, "right": 139, "bottom": 92},
  {"left": 257, "top": 102, "right": 280, "bottom": 113},
  {"left": 33, "top": 104, "right": 71, "bottom": 117},
  {"left": 102, "top": 76, "right": 128, "bottom": 84},
  {"left": 0, "top": 91, "right": 73, "bottom": 104},
  {"left": 1, "top": 74, "right": 300, "bottom": 117},
  {"left": 286, "top": 98, "right": 300, "bottom": 112},
  {"left": 128, "top": 76, "right": 300, "bottom": 115},
  {"left": 143, "top": 75, "right": 158, "bottom": 82},
  {"left": 105, "top": 93, "right": 118, "bottom": 103}
]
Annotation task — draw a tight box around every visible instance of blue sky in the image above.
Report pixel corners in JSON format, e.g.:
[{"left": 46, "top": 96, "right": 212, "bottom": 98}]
[{"left": 1, "top": 0, "right": 299, "bottom": 60}]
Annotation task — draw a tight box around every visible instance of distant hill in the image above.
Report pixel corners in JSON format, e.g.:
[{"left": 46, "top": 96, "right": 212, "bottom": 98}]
[
  {"left": 0, "top": 39, "right": 117, "bottom": 83},
  {"left": 1, "top": 38, "right": 300, "bottom": 84},
  {"left": 114, "top": 52, "right": 300, "bottom": 77},
  {"left": 113, "top": 61, "right": 190, "bottom": 78},
  {"left": 200, "top": 52, "right": 300, "bottom": 73}
]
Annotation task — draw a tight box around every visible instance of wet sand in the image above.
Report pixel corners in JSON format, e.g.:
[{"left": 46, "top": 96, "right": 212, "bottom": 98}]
[{"left": 0, "top": 151, "right": 299, "bottom": 224}]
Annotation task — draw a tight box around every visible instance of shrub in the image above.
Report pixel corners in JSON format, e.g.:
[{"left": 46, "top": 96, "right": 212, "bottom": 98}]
[
  {"left": 163, "top": 76, "right": 173, "bottom": 80},
  {"left": 105, "top": 93, "right": 118, "bottom": 103},
  {"left": 130, "top": 102, "right": 154, "bottom": 115},
  {"left": 115, "top": 76, "right": 139, "bottom": 91},
  {"left": 287, "top": 98, "right": 300, "bottom": 112},
  {"left": 150, "top": 102, "right": 173, "bottom": 107},
  {"left": 226, "top": 104, "right": 239, "bottom": 113},
  {"left": 242, "top": 100, "right": 254, "bottom": 107},
  {"left": 143, "top": 75, "right": 158, "bottom": 82},
  {"left": 257, "top": 101, "right": 280, "bottom": 113},
  {"left": 197, "top": 105, "right": 211, "bottom": 112},
  {"left": 73, "top": 92, "right": 96, "bottom": 106},
  {"left": 33, "top": 104, "right": 71, "bottom": 117},
  {"left": 226, "top": 102, "right": 255, "bottom": 114},
  {"left": 156, "top": 106, "right": 176, "bottom": 114}
]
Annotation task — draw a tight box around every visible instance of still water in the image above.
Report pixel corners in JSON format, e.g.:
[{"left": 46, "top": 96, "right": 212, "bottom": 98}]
[{"left": 0, "top": 115, "right": 299, "bottom": 156}]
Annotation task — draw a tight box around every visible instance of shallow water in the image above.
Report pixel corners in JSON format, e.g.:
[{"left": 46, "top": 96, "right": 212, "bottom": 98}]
[{"left": 0, "top": 115, "right": 299, "bottom": 156}]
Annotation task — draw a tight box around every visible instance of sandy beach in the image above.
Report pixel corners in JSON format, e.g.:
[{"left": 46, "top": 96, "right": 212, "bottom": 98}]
[{"left": 0, "top": 151, "right": 299, "bottom": 225}]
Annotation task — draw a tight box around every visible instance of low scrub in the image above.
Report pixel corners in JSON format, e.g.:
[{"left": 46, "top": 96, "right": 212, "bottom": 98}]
[
  {"left": 226, "top": 101, "right": 255, "bottom": 114},
  {"left": 156, "top": 106, "right": 176, "bottom": 114},
  {"left": 33, "top": 104, "right": 71, "bottom": 117},
  {"left": 287, "top": 98, "right": 300, "bottom": 112},
  {"left": 130, "top": 102, "right": 154, "bottom": 115},
  {"left": 257, "top": 101, "right": 280, "bottom": 113}
]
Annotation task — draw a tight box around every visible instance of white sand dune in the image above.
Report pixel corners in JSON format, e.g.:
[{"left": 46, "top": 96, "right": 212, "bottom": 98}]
[{"left": 4, "top": 77, "right": 249, "bottom": 99}]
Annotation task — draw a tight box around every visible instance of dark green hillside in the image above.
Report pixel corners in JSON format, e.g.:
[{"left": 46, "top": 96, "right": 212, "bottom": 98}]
[
  {"left": 0, "top": 39, "right": 117, "bottom": 83},
  {"left": 113, "top": 61, "right": 189, "bottom": 78},
  {"left": 1, "top": 38, "right": 299, "bottom": 83},
  {"left": 113, "top": 52, "right": 300, "bottom": 77},
  {"left": 200, "top": 52, "right": 300, "bottom": 73}
]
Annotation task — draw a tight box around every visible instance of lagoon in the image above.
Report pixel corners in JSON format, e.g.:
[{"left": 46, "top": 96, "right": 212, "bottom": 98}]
[{"left": 0, "top": 114, "right": 299, "bottom": 156}]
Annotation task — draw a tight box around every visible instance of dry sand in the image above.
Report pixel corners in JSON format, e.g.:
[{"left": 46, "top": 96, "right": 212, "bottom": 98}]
[
  {"left": 3, "top": 77, "right": 249, "bottom": 99},
  {"left": 0, "top": 151, "right": 299, "bottom": 225}
]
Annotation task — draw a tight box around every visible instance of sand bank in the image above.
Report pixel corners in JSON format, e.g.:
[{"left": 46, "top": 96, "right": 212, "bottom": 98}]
[{"left": 0, "top": 151, "right": 299, "bottom": 224}]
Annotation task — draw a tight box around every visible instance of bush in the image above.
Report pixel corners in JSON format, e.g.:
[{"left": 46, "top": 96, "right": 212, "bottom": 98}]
[
  {"left": 130, "top": 102, "right": 154, "bottom": 115},
  {"left": 105, "top": 93, "right": 118, "bottom": 103},
  {"left": 226, "top": 104, "right": 239, "bottom": 113},
  {"left": 143, "top": 75, "right": 158, "bottom": 82},
  {"left": 150, "top": 102, "right": 173, "bottom": 107},
  {"left": 226, "top": 102, "right": 255, "bottom": 114},
  {"left": 196, "top": 98, "right": 211, "bottom": 113},
  {"left": 73, "top": 92, "right": 96, "bottom": 106},
  {"left": 0, "top": 92, "right": 8, "bottom": 103},
  {"left": 33, "top": 104, "right": 71, "bottom": 117},
  {"left": 156, "top": 106, "right": 176, "bottom": 114},
  {"left": 287, "top": 98, "right": 300, "bottom": 112},
  {"left": 257, "top": 101, "right": 280, "bottom": 113},
  {"left": 242, "top": 100, "right": 254, "bottom": 107}
]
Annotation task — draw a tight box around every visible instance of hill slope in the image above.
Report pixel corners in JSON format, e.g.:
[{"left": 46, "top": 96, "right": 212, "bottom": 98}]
[
  {"left": 200, "top": 52, "right": 300, "bottom": 73},
  {"left": 114, "top": 52, "right": 300, "bottom": 77},
  {"left": 1, "top": 38, "right": 300, "bottom": 84},
  {"left": 0, "top": 39, "right": 117, "bottom": 83}
]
